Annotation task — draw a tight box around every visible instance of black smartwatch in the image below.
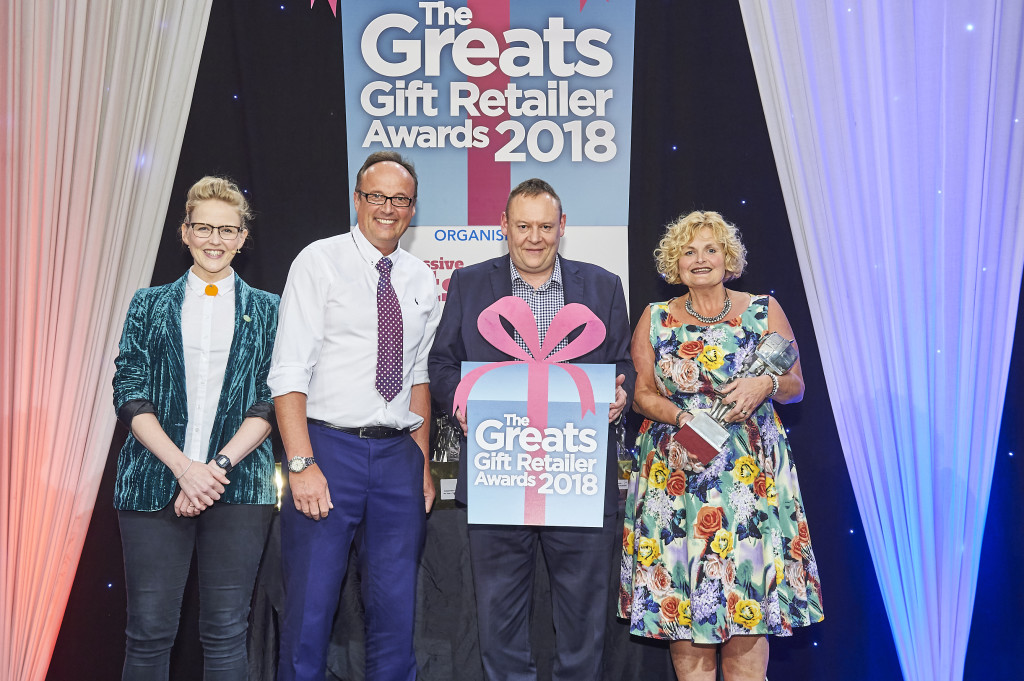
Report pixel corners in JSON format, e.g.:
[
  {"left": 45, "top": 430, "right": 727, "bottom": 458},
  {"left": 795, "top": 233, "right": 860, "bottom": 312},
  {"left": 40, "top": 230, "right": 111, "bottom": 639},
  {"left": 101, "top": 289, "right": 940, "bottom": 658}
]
[{"left": 213, "top": 454, "right": 233, "bottom": 473}]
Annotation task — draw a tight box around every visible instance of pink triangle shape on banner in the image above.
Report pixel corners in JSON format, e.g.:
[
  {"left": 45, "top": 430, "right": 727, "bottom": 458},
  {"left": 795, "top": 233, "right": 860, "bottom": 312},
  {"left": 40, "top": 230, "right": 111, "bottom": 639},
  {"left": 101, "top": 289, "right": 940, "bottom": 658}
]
[{"left": 311, "top": 0, "right": 337, "bottom": 17}]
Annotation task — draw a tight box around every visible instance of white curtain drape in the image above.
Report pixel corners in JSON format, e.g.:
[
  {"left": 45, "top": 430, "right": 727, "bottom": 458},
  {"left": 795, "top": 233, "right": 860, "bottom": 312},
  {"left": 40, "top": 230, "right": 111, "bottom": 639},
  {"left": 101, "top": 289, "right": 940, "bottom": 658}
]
[
  {"left": 739, "top": 2, "right": 1024, "bottom": 679},
  {"left": 0, "top": 2, "right": 211, "bottom": 678}
]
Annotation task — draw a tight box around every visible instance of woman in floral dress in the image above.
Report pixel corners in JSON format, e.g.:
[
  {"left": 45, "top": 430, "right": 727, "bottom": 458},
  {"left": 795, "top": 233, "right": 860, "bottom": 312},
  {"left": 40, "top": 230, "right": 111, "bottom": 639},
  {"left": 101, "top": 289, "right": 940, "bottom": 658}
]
[{"left": 619, "top": 211, "right": 824, "bottom": 680}]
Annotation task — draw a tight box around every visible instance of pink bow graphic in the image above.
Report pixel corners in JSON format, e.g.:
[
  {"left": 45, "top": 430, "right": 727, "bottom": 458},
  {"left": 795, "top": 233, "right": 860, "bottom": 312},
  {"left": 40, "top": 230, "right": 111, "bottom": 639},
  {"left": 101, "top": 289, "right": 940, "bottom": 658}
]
[{"left": 454, "top": 296, "right": 606, "bottom": 524}]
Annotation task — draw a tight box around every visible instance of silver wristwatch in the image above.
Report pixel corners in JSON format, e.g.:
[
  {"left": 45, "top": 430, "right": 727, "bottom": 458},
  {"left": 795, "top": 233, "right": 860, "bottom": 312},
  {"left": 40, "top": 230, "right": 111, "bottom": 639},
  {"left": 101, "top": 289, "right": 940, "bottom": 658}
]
[{"left": 287, "top": 456, "right": 316, "bottom": 473}]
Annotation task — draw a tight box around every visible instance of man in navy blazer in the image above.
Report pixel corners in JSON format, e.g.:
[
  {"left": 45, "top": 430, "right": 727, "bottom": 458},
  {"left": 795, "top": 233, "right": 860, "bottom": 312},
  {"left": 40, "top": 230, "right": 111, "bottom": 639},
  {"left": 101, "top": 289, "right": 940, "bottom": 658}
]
[{"left": 429, "top": 178, "right": 635, "bottom": 681}]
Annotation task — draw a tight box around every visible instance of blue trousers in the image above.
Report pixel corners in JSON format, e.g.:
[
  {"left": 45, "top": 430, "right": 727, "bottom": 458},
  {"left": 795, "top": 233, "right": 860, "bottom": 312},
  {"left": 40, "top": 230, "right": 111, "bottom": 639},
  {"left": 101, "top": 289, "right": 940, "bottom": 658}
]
[
  {"left": 277, "top": 423, "right": 427, "bottom": 681},
  {"left": 118, "top": 500, "right": 273, "bottom": 681}
]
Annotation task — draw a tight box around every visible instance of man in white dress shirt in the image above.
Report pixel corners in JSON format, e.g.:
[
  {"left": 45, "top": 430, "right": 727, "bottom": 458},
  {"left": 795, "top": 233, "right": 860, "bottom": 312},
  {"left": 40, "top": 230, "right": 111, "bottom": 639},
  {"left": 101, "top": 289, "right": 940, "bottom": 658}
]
[{"left": 269, "top": 151, "right": 440, "bottom": 681}]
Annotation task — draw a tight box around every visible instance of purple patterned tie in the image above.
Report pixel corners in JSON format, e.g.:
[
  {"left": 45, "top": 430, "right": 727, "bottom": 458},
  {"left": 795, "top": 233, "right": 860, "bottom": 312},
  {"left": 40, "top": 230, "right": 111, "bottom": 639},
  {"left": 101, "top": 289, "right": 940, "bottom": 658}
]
[{"left": 375, "top": 257, "right": 402, "bottom": 401}]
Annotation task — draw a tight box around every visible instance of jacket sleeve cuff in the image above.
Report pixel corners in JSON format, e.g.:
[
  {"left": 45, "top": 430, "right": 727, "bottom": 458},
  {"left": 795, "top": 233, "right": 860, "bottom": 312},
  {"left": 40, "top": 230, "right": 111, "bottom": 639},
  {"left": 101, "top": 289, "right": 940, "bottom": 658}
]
[
  {"left": 117, "top": 399, "right": 157, "bottom": 428},
  {"left": 244, "top": 401, "right": 275, "bottom": 423}
]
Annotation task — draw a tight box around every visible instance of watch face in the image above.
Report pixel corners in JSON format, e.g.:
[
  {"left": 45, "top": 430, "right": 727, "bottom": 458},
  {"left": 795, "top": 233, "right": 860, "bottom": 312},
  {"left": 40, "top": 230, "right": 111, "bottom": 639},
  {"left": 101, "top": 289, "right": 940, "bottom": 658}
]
[{"left": 288, "top": 457, "right": 306, "bottom": 473}]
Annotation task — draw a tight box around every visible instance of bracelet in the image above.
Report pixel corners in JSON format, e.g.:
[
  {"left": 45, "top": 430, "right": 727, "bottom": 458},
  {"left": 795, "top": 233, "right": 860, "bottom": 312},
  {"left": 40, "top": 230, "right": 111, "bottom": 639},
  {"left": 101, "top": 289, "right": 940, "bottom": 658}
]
[
  {"left": 175, "top": 460, "right": 193, "bottom": 480},
  {"left": 767, "top": 374, "right": 779, "bottom": 399},
  {"left": 674, "top": 409, "right": 686, "bottom": 428}
]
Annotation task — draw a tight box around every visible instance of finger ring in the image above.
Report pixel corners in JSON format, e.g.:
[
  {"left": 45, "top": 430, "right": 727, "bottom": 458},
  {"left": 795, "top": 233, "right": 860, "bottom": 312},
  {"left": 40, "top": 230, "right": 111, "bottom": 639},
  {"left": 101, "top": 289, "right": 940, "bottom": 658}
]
[{"left": 741, "top": 409, "right": 748, "bottom": 415}]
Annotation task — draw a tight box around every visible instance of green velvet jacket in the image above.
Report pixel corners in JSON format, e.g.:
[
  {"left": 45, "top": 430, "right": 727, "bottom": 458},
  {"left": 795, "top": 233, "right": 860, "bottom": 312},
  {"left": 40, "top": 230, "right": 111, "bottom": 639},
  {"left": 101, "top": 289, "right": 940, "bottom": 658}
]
[{"left": 112, "top": 272, "right": 279, "bottom": 511}]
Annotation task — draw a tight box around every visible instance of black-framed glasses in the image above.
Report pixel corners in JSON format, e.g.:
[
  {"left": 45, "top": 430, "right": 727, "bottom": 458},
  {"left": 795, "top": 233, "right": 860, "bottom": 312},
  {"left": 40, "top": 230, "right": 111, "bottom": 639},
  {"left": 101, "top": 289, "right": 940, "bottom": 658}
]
[
  {"left": 189, "top": 223, "right": 243, "bottom": 240},
  {"left": 356, "top": 191, "right": 415, "bottom": 208}
]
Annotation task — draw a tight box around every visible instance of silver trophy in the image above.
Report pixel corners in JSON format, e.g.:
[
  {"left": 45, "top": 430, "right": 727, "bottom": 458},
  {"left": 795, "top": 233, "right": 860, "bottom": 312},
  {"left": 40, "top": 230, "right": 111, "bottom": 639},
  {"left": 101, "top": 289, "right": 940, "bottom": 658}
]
[{"left": 674, "top": 332, "right": 798, "bottom": 464}]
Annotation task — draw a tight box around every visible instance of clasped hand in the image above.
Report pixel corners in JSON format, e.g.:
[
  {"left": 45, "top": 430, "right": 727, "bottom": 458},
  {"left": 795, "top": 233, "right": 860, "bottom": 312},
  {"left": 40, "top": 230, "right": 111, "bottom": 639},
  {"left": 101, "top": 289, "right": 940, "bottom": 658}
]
[
  {"left": 717, "top": 376, "right": 772, "bottom": 423},
  {"left": 174, "top": 460, "right": 230, "bottom": 517}
]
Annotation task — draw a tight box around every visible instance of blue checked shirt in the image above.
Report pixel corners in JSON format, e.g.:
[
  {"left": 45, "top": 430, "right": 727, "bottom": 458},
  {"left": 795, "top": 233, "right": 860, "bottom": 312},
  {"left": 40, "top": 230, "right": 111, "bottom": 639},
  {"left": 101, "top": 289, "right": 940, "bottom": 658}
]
[{"left": 509, "top": 256, "right": 568, "bottom": 357}]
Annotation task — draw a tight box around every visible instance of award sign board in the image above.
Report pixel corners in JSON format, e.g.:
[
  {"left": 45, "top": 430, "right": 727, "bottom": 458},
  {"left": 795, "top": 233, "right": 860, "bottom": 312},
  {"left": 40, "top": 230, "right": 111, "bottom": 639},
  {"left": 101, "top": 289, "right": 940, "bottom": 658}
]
[
  {"left": 463, "top": 362, "right": 615, "bottom": 527},
  {"left": 453, "top": 295, "right": 615, "bottom": 527}
]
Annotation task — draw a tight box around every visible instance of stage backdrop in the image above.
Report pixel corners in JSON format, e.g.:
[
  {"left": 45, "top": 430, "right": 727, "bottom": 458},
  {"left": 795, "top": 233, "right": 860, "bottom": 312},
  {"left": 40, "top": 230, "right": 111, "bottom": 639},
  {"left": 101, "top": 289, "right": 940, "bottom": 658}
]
[
  {"left": 340, "top": 0, "right": 635, "bottom": 299},
  {"left": 45, "top": 2, "right": 1024, "bottom": 680}
]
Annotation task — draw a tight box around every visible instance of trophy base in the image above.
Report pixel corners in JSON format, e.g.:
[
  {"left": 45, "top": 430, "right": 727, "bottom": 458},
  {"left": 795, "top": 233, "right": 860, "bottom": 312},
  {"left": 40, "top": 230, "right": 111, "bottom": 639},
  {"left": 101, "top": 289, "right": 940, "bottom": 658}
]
[{"left": 673, "top": 411, "right": 728, "bottom": 465}]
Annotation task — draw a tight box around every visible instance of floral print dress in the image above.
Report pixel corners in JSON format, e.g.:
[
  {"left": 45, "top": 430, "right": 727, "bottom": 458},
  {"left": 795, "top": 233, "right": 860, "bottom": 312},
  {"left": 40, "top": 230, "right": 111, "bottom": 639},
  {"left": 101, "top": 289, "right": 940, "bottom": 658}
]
[{"left": 618, "top": 296, "right": 824, "bottom": 643}]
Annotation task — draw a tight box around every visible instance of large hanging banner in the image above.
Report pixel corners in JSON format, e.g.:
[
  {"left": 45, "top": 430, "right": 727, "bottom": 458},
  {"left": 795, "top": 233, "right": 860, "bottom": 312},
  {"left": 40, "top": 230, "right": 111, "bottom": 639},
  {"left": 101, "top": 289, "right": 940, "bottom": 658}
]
[{"left": 339, "top": 0, "right": 636, "bottom": 300}]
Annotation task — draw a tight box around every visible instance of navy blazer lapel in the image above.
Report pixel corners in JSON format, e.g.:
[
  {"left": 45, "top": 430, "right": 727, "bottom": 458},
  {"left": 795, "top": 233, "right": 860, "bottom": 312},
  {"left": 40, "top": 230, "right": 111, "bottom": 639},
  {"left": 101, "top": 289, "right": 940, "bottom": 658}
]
[
  {"left": 560, "top": 257, "right": 586, "bottom": 305},
  {"left": 488, "top": 254, "right": 514, "bottom": 300}
]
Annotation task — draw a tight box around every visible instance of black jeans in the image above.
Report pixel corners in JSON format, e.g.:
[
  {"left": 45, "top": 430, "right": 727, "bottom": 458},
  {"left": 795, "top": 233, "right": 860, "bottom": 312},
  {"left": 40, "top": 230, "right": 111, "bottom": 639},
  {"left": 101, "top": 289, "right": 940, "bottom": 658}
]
[{"left": 118, "top": 500, "right": 273, "bottom": 681}]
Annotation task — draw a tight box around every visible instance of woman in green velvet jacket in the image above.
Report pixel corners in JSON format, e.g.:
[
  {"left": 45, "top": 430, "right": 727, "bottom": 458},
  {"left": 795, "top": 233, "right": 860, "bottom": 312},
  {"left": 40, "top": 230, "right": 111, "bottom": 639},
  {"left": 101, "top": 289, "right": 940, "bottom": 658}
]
[{"left": 112, "top": 177, "right": 278, "bottom": 681}]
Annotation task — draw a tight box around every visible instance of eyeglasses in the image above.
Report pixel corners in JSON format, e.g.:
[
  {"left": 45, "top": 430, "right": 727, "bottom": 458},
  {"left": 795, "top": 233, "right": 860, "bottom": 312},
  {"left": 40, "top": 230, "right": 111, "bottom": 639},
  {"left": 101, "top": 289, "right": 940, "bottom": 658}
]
[
  {"left": 356, "top": 191, "right": 415, "bottom": 208},
  {"left": 189, "top": 223, "right": 243, "bottom": 240}
]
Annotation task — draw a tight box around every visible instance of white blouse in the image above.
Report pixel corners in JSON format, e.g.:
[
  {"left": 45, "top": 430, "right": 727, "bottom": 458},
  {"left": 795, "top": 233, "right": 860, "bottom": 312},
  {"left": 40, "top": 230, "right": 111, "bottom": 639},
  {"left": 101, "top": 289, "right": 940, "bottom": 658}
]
[{"left": 181, "top": 270, "right": 236, "bottom": 462}]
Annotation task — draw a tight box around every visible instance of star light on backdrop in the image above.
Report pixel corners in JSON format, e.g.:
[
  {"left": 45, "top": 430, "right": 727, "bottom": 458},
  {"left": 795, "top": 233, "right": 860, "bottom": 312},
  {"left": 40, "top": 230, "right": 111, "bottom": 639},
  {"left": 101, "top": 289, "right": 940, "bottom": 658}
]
[{"left": 35, "top": 2, "right": 1024, "bottom": 679}]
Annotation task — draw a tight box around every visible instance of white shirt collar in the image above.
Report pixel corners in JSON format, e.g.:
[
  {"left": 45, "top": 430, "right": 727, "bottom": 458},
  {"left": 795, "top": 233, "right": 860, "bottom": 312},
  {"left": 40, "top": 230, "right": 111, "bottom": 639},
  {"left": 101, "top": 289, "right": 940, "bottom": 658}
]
[
  {"left": 186, "top": 269, "right": 235, "bottom": 297},
  {"left": 350, "top": 225, "right": 402, "bottom": 268}
]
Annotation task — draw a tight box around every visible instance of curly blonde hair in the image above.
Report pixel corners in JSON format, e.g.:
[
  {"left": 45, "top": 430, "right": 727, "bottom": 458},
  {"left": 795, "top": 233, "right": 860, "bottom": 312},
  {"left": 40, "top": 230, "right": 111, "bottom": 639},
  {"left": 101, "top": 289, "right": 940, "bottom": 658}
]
[
  {"left": 184, "top": 176, "right": 253, "bottom": 230},
  {"left": 654, "top": 210, "right": 747, "bottom": 284}
]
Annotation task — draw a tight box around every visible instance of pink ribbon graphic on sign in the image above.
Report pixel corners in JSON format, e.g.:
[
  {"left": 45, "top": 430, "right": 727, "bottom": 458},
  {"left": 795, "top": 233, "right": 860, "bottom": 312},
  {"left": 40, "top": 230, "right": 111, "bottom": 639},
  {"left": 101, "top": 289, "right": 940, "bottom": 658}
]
[{"left": 454, "top": 296, "right": 607, "bottom": 524}]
